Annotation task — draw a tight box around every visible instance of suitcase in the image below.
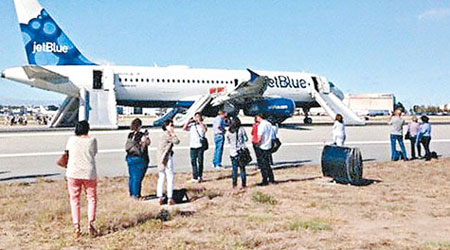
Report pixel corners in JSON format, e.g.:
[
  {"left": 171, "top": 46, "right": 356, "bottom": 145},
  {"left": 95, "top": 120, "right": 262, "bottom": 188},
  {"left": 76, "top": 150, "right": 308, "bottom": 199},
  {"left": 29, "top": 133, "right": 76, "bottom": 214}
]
[{"left": 321, "top": 145, "right": 363, "bottom": 184}]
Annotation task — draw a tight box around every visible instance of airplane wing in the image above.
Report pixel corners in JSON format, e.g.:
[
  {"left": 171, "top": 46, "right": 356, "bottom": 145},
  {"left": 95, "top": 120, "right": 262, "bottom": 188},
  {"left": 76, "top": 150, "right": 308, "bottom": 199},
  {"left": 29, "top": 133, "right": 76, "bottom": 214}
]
[
  {"left": 210, "top": 69, "right": 269, "bottom": 106},
  {"left": 22, "top": 65, "right": 79, "bottom": 96}
]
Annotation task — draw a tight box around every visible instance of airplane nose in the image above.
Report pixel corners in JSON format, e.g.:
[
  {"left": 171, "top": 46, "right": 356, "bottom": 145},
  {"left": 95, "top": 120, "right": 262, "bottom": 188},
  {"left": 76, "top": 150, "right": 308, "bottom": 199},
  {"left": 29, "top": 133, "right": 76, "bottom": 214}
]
[{"left": 1, "top": 71, "right": 5, "bottom": 78}]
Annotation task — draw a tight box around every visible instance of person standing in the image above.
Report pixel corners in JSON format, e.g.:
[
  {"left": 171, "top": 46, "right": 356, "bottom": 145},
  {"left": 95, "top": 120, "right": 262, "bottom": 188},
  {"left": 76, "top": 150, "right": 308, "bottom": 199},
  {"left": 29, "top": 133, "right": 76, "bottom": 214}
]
[
  {"left": 407, "top": 116, "right": 421, "bottom": 159},
  {"left": 332, "top": 114, "right": 346, "bottom": 146},
  {"left": 255, "top": 114, "right": 275, "bottom": 185},
  {"left": 157, "top": 119, "right": 180, "bottom": 205},
  {"left": 183, "top": 112, "right": 207, "bottom": 182},
  {"left": 212, "top": 110, "right": 226, "bottom": 169},
  {"left": 251, "top": 116, "right": 262, "bottom": 168},
  {"left": 389, "top": 109, "right": 408, "bottom": 161},
  {"left": 226, "top": 117, "right": 248, "bottom": 189},
  {"left": 125, "top": 118, "right": 151, "bottom": 199},
  {"left": 416, "top": 115, "right": 432, "bottom": 161},
  {"left": 65, "top": 120, "right": 98, "bottom": 237}
]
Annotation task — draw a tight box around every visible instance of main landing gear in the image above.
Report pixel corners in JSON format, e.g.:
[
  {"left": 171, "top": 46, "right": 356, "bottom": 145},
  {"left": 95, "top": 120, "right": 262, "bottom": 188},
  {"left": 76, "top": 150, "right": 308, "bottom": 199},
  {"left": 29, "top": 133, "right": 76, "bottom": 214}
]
[{"left": 302, "top": 107, "right": 312, "bottom": 124}]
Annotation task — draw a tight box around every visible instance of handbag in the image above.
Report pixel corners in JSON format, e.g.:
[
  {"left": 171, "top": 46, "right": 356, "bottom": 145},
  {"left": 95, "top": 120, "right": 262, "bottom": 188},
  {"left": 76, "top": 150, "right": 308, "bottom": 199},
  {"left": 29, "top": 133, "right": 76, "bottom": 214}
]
[
  {"left": 270, "top": 137, "right": 282, "bottom": 153},
  {"left": 194, "top": 124, "right": 208, "bottom": 151},
  {"left": 57, "top": 151, "right": 68, "bottom": 168},
  {"left": 404, "top": 131, "right": 410, "bottom": 140},
  {"left": 236, "top": 129, "right": 252, "bottom": 167},
  {"left": 125, "top": 132, "right": 143, "bottom": 156}
]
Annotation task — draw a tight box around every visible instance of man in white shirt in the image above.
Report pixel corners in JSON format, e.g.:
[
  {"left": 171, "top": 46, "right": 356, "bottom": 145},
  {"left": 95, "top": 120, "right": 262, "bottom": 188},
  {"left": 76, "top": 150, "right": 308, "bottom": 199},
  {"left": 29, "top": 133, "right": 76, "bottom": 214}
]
[
  {"left": 183, "top": 112, "right": 208, "bottom": 182},
  {"left": 256, "top": 114, "right": 275, "bottom": 185}
]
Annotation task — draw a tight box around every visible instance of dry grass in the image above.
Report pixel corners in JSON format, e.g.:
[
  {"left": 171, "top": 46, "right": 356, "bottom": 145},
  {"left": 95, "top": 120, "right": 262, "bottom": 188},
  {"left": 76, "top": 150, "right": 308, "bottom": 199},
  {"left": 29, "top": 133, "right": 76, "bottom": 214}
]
[{"left": 1, "top": 158, "right": 450, "bottom": 250}]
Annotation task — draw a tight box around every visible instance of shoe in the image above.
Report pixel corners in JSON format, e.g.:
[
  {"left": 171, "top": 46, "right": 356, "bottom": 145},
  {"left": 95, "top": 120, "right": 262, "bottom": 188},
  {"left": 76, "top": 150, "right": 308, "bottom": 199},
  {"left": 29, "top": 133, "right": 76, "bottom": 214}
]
[
  {"left": 159, "top": 198, "right": 164, "bottom": 205},
  {"left": 188, "top": 178, "right": 199, "bottom": 183},
  {"left": 88, "top": 222, "right": 98, "bottom": 238},
  {"left": 168, "top": 198, "right": 176, "bottom": 205},
  {"left": 214, "top": 165, "right": 224, "bottom": 170},
  {"left": 198, "top": 177, "right": 203, "bottom": 183},
  {"left": 257, "top": 182, "right": 269, "bottom": 186},
  {"left": 74, "top": 223, "right": 81, "bottom": 238}
]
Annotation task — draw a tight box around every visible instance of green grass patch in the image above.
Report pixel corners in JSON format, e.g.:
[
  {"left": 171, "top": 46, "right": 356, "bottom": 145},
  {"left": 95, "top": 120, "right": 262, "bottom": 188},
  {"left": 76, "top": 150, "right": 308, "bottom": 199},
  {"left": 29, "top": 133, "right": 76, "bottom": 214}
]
[
  {"left": 421, "top": 241, "right": 450, "bottom": 250},
  {"left": 251, "top": 191, "right": 277, "bottom": 205},
  {"left": 288, "top": 218, "right": 332, "bottom": 232}
]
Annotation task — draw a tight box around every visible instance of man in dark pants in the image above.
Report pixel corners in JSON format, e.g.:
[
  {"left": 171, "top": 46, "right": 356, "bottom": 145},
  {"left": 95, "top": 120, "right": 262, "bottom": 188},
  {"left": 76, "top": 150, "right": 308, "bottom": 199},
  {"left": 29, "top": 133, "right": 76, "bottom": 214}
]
[{"left": 255, "top": 114, "right": 275, "bottom": 185}]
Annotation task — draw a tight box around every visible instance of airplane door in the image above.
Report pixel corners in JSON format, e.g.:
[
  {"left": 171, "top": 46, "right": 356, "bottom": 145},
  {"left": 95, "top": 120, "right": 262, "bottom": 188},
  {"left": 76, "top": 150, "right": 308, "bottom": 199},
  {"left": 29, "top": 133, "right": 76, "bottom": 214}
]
[
  {"left": 320, "top": 76, "right": 330, "bottom": 94},
  {"left": 93, "top": 70, "right": 102, "bottom": 89}
]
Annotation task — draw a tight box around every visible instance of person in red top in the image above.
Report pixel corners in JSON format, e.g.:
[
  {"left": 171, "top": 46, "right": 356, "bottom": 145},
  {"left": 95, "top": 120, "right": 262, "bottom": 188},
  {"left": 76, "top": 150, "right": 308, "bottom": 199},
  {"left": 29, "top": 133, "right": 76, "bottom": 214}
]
[{"left": 251, "top": 117, "right": 262, "bottom": 169}]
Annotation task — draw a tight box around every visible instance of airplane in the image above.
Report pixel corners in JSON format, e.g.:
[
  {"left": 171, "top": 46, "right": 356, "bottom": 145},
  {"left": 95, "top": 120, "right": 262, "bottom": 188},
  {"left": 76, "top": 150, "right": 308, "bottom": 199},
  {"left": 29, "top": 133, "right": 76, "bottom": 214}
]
[{"left": 1, "top": 0, "right": 365, "bottom": 129}]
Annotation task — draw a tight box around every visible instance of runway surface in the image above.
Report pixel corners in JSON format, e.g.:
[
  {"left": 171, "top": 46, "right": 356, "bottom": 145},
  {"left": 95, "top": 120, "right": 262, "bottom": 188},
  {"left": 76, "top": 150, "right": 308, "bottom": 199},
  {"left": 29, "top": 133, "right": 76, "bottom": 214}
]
[{"left": 1, "top": 124, "right": 450, "bottom": 183}]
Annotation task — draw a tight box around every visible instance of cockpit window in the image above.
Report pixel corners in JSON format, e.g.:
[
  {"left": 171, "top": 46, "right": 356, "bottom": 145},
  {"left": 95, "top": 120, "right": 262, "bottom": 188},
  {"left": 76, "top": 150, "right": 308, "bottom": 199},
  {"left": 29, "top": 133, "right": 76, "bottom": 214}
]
[{"left": 329, "top": 82, "right": 335, "bottom": 87}]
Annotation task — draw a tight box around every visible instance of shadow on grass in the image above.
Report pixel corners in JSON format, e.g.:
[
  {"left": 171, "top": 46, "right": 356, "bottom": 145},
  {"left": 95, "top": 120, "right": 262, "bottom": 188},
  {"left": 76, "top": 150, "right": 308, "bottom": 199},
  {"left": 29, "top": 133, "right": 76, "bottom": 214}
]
[
  {"left": 333, "top": 178, "right": 382, "bottom": 186},
  {"left": 247, "top": 175, "right": 323, "bottom": 187},
  {"left": 206, "top": 160, "right": 312, "bottom": 182},
  {"left": 0, "top": 173, "right": 60, "bottom": 182}
]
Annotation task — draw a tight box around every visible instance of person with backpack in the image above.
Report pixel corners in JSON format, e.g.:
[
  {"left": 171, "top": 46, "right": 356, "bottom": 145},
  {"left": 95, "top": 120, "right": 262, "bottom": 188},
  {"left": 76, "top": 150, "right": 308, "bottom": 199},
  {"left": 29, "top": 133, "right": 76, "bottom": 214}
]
[
  {"left": 125, "top": 118, "right": 151, "bottom": 199},
  {"left": 157, "top": 119, "right": 180, "bottom": 205},
  {"left": 183, "top": 112, "right": 207, "bottom": 183},
  {"left": 226, "top": 117, "right": 248, "bottom": 189},
  {"left": 255, "top": 114, "right": 275, "bottom": 185},
  {"left": 416, "top": 115, "right": 432, "bottom": 161}
]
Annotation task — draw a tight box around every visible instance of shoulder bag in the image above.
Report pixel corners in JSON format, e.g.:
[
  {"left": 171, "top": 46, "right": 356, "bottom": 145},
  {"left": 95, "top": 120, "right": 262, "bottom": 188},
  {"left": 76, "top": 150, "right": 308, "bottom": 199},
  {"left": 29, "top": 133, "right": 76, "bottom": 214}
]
[
  {"left": 236, "top": 129, "right": 252, "bottom": 167},
  {"left": 195, "top": 123, "right": 208, "bottom": 151},
  {"left": 57, "top": 151, "right": 68, "bottom": 168}
]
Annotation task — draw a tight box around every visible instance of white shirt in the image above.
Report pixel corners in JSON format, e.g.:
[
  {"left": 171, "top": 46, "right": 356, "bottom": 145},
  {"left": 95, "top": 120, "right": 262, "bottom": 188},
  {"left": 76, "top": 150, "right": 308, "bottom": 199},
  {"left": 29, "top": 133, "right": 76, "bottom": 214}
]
[
  {"left": 257, "top": 119, "right": 273, "bottom": 150},
  {"left": 188, "top": 123, "right": 206, "bottom": 149},
  {"left": 332, "top": 121, "right": 345, "bottom": 137},
  {"left": 65, "top": 136, "right": 98, "bottom": 180}
]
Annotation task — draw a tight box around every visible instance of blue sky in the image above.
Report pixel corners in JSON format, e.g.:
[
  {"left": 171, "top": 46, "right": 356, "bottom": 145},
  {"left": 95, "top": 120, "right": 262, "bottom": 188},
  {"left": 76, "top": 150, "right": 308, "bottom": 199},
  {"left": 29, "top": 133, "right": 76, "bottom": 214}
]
[{"left": 0, "top": 0, "right": 449, "bottom": 108}]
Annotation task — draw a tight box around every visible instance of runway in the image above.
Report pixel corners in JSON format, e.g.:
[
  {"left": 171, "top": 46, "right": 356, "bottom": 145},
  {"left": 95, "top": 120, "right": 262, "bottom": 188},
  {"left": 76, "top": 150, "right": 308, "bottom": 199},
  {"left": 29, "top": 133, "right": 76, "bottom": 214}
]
[{"left": 1, "top": 124, "right": 450, "bottom": 183}]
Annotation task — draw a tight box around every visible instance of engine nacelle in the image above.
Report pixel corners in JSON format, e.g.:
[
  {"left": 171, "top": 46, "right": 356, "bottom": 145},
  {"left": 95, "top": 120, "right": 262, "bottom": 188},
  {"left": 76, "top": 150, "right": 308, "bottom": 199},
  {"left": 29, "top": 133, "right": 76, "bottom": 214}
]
[{"left": 243, "top": 97, "right": 295, "bottom": 123}]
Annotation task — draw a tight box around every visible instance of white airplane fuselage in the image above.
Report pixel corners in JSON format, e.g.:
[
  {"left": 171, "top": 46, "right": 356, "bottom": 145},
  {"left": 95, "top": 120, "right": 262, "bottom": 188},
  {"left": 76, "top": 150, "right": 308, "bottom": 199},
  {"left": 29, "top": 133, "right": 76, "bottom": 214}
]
[{"left": 3, "top": 65, "right": 334, "bottom": 108}]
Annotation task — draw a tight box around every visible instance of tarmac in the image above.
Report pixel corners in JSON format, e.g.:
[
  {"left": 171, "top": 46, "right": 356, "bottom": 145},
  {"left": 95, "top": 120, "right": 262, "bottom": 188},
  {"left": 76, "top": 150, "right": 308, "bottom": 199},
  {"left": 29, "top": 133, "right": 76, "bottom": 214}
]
[{"left": 1, "top": 121, "right": 450, "bottom": 183}]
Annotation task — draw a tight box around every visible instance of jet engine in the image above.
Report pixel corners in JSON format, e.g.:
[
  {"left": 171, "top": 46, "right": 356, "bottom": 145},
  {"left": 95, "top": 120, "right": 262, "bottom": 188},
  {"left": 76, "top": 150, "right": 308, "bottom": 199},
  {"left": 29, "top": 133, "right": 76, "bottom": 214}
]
[{"left": 243, "top": 97, "right": 295, "bottom": 124}]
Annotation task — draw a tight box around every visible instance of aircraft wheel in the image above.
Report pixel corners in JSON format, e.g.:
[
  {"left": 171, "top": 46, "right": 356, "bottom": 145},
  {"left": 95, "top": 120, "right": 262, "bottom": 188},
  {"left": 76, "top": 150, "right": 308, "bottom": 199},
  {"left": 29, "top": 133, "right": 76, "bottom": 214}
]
[{"left": 304, "top": 117, "right": 312, "bottom": 124}]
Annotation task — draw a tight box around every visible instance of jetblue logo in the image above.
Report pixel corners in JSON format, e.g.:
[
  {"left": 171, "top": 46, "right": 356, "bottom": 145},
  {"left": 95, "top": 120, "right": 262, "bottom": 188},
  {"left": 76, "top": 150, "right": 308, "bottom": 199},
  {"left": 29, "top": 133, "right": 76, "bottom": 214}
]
[
  {"left": 269, "top": 105, "right": 288, "bottom": 110},
  {"left": 268, "top": 76, "right": 308, "bottom": 89},
  {"left": 32, "top": 42, "right": 69, "bottom": 54}
]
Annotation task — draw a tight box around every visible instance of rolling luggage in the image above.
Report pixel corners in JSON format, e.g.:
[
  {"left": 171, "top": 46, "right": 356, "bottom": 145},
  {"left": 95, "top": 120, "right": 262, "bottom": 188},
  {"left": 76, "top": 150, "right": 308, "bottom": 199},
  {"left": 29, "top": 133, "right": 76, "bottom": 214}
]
[{"left": 321, "top": 145, "right": 363, "bottom": 184}]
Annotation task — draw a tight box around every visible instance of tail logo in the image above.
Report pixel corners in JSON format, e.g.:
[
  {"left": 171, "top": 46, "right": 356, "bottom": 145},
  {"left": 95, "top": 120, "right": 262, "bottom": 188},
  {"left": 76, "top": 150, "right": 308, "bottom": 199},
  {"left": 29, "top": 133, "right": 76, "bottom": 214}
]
[
  {"left": 20, "top": 9, "right": 94, "bottom": 65},
  {"left": 32, "top": 41, "right": 68, "bottom": 54}
]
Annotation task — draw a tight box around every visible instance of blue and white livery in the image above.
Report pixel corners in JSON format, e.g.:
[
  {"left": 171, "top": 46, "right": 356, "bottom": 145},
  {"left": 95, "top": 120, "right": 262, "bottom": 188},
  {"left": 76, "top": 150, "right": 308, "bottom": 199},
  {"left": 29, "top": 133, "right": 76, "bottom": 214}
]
[{"left": 2, "top": 0, "right": 364, "bottom": 128}]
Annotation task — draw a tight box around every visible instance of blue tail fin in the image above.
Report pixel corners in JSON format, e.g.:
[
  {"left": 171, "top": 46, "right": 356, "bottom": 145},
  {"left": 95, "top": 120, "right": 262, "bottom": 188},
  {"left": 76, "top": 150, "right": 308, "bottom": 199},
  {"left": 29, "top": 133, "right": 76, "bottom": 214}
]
[{"left": 14, "top": 0, "right": 95, "bottom": 66}]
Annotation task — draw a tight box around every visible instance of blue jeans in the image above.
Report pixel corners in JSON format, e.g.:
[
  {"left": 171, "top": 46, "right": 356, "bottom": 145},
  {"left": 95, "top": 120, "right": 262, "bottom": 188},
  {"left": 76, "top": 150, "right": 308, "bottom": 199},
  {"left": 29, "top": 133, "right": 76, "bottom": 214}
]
[
  {"left": 390, "top": 134, "right": 407, "bottom": 161},
  {"left": 213, "top": 134, "right": 224, "bottom": 166},
  {"left": 126, "top": 155, "right": 148, "bottom": 198},
  {"left": 190, "top": 147, "right": 204, "bottom": 179},
  {"left": 231, "top": 155, "right": 246, "bottom": 187}
]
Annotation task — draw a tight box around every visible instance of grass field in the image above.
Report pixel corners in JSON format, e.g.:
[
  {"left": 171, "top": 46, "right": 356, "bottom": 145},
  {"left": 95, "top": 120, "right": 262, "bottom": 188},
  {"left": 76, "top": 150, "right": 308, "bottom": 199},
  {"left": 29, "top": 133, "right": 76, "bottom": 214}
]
[{"left": 1, "top": 159, "right": 450, "bottom": 250}]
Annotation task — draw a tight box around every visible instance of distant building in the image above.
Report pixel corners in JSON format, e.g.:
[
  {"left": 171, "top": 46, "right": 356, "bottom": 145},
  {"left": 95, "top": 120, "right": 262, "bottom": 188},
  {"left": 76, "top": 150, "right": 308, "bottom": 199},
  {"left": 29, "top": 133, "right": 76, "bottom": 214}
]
[
  {"left": 343, "top": 93, "right": 395, "bottom": 116},
  {"left": 440, "top": 103, "right": 450, "bottom": 111}
]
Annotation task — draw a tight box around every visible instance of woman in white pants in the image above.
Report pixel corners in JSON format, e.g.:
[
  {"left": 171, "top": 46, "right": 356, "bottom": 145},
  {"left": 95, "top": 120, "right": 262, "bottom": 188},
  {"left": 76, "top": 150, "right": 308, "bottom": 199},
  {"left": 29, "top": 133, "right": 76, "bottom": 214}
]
[
  {"left": 332, "top": 114, "right": 346, "bottom": 146},
  {"left": 157, "top": 119, "right": 180, "bottom": 205}
]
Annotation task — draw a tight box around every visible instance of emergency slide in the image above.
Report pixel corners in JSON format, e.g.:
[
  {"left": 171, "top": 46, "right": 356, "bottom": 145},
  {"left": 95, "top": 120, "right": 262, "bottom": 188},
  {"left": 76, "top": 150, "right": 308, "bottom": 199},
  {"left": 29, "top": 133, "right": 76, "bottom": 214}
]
[
  {"left": 313, "top": 91, "right": 365, "bottom": 125},
  {"left": 173, "top": 95, "right": 213, "bottom": 127}
]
